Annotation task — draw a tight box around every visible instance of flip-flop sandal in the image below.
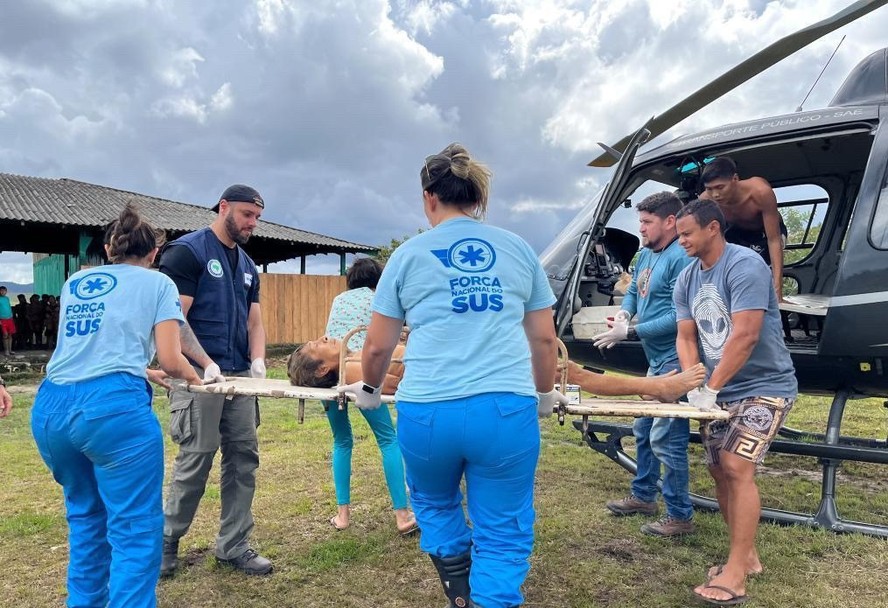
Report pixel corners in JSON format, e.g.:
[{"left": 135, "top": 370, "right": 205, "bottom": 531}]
[
  {"left": 329, "top": 516, "right": 348, "bottom": 531},
  {"left": 693, "top": 584, "right": 749, "bottom": 606},
  {"left": 398, "top": 521, "right": 419, "bottom": 537},
  {"left": 707, "top": 564, "right": 764, "bottom": 580}
]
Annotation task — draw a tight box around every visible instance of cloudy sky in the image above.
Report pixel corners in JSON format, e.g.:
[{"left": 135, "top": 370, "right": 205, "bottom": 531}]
[{"left": 1, "top": 0, "right": 885, "bottom": 283}]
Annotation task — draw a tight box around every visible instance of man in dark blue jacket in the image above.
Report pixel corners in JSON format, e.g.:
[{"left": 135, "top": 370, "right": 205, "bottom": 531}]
[{"left": 160, "top": 184, "right": 270, "bottom": 577}]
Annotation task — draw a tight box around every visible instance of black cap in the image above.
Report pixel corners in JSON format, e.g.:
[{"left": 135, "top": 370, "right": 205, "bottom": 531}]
[{"left": 212, "top": 184, "right": 264, "bottom": 212}]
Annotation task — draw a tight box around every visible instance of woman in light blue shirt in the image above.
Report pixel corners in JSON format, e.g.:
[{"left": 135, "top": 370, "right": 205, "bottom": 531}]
[
  {"left": 341, "top": 143, "right": 567, "bottom": 608},
  {"left": 31, "top": 204, "right": 201, "bottom": 608}
]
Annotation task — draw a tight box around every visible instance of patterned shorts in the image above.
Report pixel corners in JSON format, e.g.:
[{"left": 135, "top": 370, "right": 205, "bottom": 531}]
[{"left": 700, "top": 396, "right": 794, "bottom": 466}]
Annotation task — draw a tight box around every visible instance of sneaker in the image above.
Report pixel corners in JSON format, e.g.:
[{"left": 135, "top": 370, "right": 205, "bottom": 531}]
[
  {"left": 216, "top": 548, "right": 273, "bottom": 576},
  {"left": 641, "top": 516, "right": 696, "bottom": 537},
  {"left": 606, "top": 494, "right": 658, "bottom": 517},
  {"left": 160, "top": 537, "right": 179, "bottom": 578}
]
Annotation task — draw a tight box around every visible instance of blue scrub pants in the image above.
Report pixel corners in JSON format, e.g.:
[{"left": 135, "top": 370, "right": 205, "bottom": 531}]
[
  {"left": 324, "top": 401, "right": 408, "bottom": 509},
  {"left": 31, "top": 373, "right": 164, "bottom": 608},
  {"left": 630, "top": 362, "right": 693, "bottom": 521},
  {"left": 397, "top": 392, "right": 539, "bottom": 608}
]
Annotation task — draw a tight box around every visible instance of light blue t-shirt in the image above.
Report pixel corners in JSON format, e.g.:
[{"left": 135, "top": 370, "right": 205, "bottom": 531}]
[
  {"left": 372, "top": 217, "right": 556, "bottom": 403},
  {"left": 674, "top": 244, "right": 797, "bottom": 402},
  {"left": 621, "top": 238, "right": 692, "bottom": 374},
  {"left": 325, "top": 287, "right": 374, "bottom": 350},
  {"left": 46, "top": 264, "right": 185, "bottom": 384}
]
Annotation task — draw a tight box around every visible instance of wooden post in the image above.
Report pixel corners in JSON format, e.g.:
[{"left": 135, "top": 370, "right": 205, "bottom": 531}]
[
  {"left": 340, "top": 252, "right": 346, "bottom": 276},
  {"left": 300, "top": 255, "right": 306, "bottom": 274}
]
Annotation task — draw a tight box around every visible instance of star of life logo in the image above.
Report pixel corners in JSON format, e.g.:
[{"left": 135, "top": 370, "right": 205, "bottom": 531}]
[
  {"left": 70, "top": 272, "right": 118, "bottom": 301},
  {"left": 207, "top": 259, "right": 224, "bottom": 278},
  {"left": 692, "top": 283, "right": 732, "bottom": 363},
  {"left": 431, "top": 238, "right": 496, "bottom": 273}
]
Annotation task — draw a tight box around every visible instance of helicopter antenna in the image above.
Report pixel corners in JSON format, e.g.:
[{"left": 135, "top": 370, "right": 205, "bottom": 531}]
[{"left": 796, "top": 35, "right": 845, "bottom": 112}]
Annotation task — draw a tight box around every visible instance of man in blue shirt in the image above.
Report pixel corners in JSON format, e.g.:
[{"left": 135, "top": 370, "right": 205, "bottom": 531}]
[
  {"left": 674, "top": 199, "right": 797, "bottom": 606},
  {"left": 592, "top": 192, "right": 695, "bottom": 537}
]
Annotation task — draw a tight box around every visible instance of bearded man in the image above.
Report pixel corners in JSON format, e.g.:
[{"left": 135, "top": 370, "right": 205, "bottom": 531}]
[{"left": 158, "top": 184, "right": 271, "bottom": 578}]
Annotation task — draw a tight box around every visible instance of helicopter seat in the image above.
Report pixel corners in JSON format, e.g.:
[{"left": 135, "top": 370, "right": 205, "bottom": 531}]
[
  {"left": 780, "top": 294, "right": 828, "bottom": 342},
  {"left": 779, "top": 294, "right": 829, "bottom": 317}
]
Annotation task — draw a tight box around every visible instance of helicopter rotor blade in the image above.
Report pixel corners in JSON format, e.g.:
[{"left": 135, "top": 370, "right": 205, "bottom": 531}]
[{"left": 589, "top": 0, "right": 888, "bottom": 167}]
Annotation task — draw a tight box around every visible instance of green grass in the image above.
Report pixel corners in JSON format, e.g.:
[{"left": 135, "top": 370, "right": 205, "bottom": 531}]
[{"left": 1, "top": 368, "right": 887, "bottom": 607}]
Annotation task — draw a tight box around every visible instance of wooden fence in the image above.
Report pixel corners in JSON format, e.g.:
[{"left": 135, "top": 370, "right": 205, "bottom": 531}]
[{"left": 260, "top": 274, "right": 347, "bottom": 345}]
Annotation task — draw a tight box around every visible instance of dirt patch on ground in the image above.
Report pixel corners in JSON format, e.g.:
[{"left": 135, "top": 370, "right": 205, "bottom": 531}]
[{"left": 594, "top": 536, "right": 644, "bottom": 563}]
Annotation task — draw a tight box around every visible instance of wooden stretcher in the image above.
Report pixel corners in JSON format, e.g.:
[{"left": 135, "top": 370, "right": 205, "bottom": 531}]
[
  {"left": 185, "top": 325, "right": 398, "bottom": 423},
  {"left": 186, "top": 377, "right": 396, "bottom": 423},
  {"left": 184, "top": 330, "right": 728, "bottom": 425},
  {"left": 552, "top": 340, "right": 728, "bottom": 432}
]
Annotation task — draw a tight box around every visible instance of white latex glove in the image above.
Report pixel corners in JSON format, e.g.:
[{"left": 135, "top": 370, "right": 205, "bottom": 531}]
[
  {"left": 336, "top": 380, "right": 383, "bottom": 410},
  {"left": 203, "top": 362, "right": 225, "bottom": 384},
  {"left": 250, "top": 358, "right": 267, "bottom": 379},
  {"left": 687, "top": 384, "right": 720, "bottom": 411},
  {"left": 537, "top": 388, "right": 570, "bottom": 418},
  {"left": 592, "top": 313, "right": 630, "bottom": 350}
]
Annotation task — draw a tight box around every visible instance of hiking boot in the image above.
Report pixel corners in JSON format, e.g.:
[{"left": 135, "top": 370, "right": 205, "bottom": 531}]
[
  {"left": 160, "top": 537, "right": 179, "bottom": 578},
  {"left": 641, "top": 516, "right": 696, "bottom": 537},
  {"left": 216, "top": 548, "right": 273, "bottom": 576},
  {"left": 605, "top": 495, "right": 658, "bottom": 517}
]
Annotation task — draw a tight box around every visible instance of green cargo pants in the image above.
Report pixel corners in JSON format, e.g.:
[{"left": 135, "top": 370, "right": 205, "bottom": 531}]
[{"left": 162, "top": 368, "right": 260, "bottom": 560}]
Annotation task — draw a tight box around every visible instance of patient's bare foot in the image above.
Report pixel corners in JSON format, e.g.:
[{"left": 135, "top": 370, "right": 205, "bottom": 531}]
[{"left": 651, "top": 363, "right": 706, "bottom": 402}]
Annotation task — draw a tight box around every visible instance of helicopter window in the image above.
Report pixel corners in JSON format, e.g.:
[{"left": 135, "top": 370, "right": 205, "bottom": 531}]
[
  {"left": 774, "top": 184, "right": 829, "bottom": 265},
  {"left": 540, "top": 185, "right": 608, "bottom": 283},
  {"left": 782, "top": 276, "right": 800, "bottom": 297},
  {"left": 870, "top": 178, "right": 888, "bottom": 250}
]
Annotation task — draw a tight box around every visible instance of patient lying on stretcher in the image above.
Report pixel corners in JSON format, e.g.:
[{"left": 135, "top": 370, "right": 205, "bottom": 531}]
[
  {"left": 288, "top": 335, "right": 706, "bottom": 403},
  {"left": 287, "top": 336, "right": 405, "bottom": 394}
]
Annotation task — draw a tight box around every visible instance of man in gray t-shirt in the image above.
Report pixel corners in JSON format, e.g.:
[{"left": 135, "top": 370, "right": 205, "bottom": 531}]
[{"left": 674, "top": 199, "right": 797, "bottom": 606}]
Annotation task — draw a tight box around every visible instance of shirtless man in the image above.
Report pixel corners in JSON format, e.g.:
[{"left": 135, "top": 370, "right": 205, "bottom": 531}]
[
  {"left": 289, "top": 335, "right": 706, "bottom": 403},
  {"left": 700, "top": 157, "right": 786, "bottom": 300}
]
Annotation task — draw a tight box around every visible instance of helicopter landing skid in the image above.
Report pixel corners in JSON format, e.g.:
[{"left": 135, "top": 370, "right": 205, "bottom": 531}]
[{"left": 573, "top": 389, "right": 888, "bottom": 538}]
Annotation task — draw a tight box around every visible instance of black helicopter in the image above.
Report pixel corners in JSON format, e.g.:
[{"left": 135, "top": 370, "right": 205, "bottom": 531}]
[{"left": 541, "top": 0, "right": 888, "bottom": 537}]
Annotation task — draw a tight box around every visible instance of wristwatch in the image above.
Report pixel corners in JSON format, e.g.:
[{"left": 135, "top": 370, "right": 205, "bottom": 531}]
[
  {"left": 626, "top": 326, "right": 638, "bottom": 341},
  {"left": 361, "top": 383, "right": 380, "bottom": 395}
]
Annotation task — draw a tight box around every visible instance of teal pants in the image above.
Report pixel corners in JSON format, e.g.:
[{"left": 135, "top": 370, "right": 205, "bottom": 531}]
[{"left": 323, "top": 401, "right": 408, "bottom": 509}]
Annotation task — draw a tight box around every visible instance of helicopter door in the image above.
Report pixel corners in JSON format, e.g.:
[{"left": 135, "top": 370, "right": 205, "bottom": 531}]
[
  {"left": 818, "top": 119, "right": 888, "bottom": 360},
  {"left": 554, "top": 121, "right": 652, "bottom": 336}
]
